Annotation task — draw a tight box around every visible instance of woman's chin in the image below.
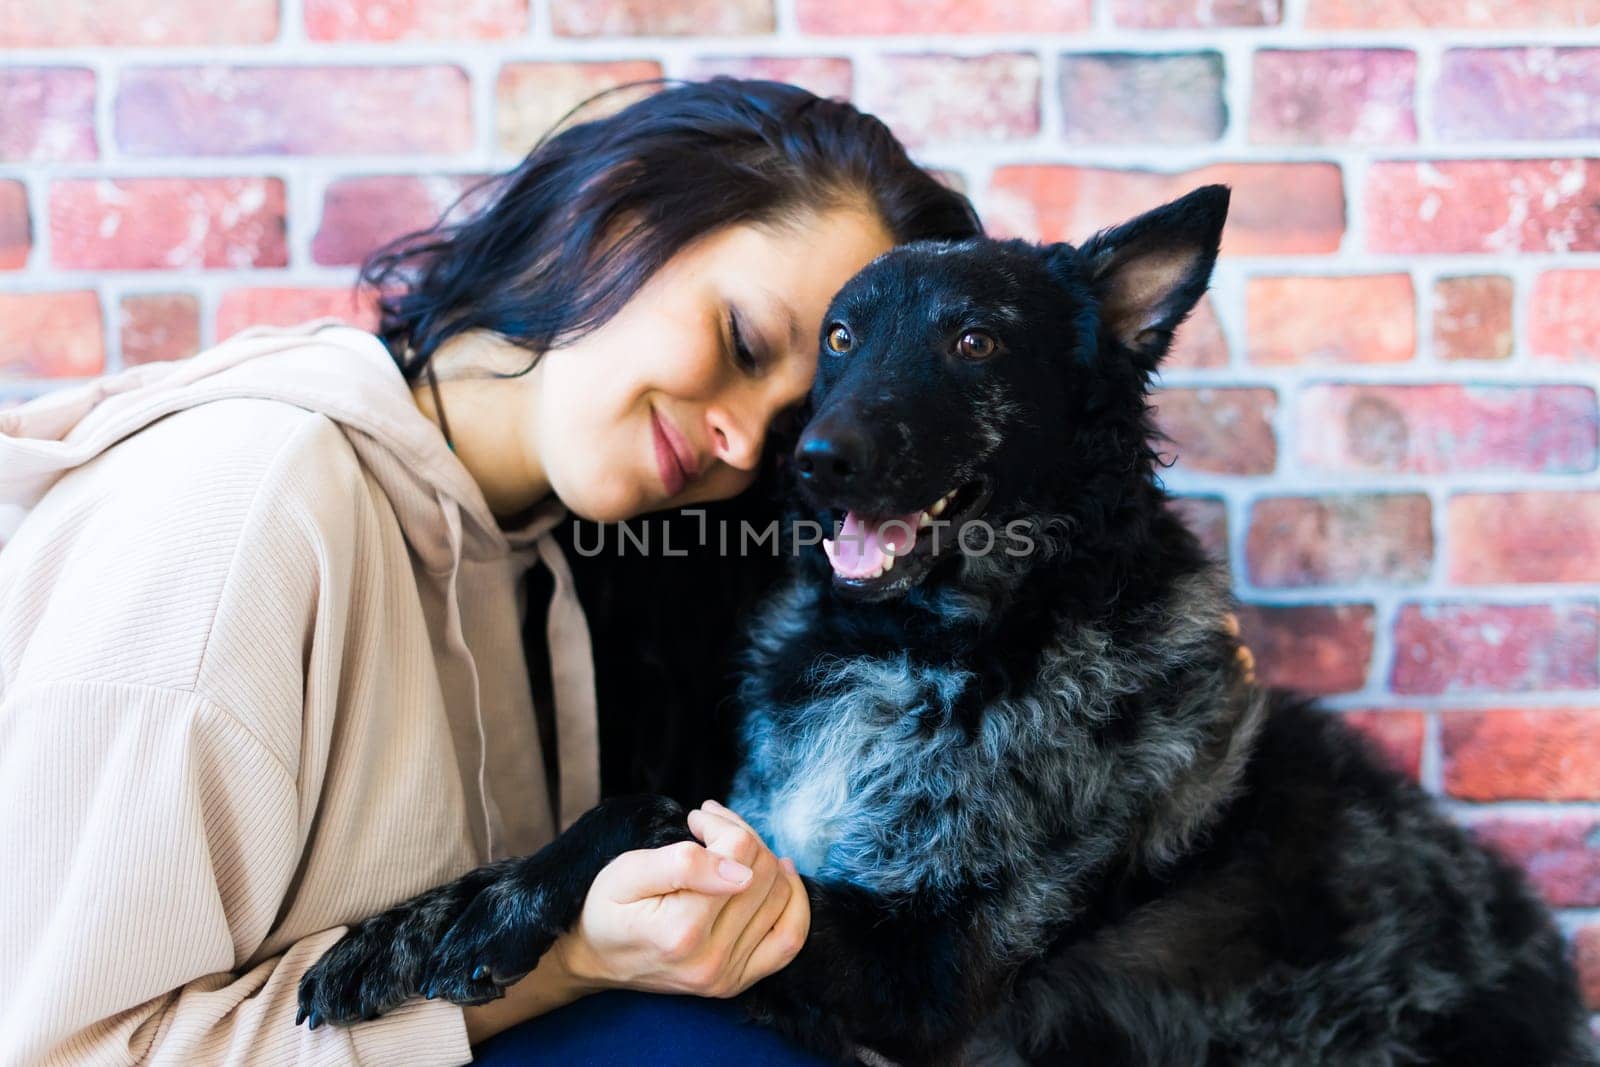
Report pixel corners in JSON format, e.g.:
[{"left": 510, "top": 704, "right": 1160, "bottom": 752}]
[{"left": 557, "top": 482, "right": 657, "bottom": 525}]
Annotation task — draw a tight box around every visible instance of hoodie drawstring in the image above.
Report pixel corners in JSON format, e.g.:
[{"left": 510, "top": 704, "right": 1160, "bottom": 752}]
[
  {"left": 533, "top": 533, "right": 600, "bottom": 833},
  {"left": 436, "top": 494, "right": 498, "bottom": 860}
]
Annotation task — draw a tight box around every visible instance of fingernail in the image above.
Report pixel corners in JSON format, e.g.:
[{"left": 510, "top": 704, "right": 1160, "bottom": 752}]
[
  {"left": 703, "top": 799, "right": 725, "bottom": 813},
  {"left": 779, "top": 857, "right": 797, "bottom": 875},
  {"left": 718, "top": 859, "right": 752, "bottom": 884}
]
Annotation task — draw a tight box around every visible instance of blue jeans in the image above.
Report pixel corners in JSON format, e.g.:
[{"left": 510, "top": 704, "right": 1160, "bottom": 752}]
[{"left": 470, "top": 989, "right": 843, "bottom": 1066}]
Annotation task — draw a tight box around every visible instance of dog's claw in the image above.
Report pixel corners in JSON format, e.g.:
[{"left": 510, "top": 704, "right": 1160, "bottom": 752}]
[
  {"left": 307, "top": 1010, "right": 322, "bottom": 1031},
  {"left": 294, "top": 1005, "right": 307, "bottom": 1026},
  {"left": 472, "top": 964, "right": 491, "bottom": 981}
]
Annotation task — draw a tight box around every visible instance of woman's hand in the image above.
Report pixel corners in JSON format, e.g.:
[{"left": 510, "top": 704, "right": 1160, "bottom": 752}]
[{"left": 552, "top": 799, "right": 810, "bottom": 1000}]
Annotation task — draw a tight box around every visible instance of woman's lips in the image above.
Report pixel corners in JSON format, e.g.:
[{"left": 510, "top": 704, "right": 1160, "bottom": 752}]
[{"left": 652, "top": 409, "right": 689, "bottom": 497}]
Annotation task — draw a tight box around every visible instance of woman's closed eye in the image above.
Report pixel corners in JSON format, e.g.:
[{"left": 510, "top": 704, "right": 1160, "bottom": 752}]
[{"left": 728, "top": 307, "right": 763, "bottom": 374}]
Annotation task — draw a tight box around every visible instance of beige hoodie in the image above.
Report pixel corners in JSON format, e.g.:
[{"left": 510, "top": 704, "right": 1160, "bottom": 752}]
[{"left": 0, "top": 320, "right": 600, "bottom": 1065}]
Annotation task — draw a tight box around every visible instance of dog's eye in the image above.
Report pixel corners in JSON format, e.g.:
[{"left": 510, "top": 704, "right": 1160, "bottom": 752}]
[
  {"left": 826, "top": 324, "right": 853, "bottom": 354},
  {"left": 956, "top": 330, "right": 999, "bottom": 361}
]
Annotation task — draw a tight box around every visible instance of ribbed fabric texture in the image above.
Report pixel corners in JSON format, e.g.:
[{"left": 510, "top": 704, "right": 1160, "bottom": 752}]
[{"left": 0, "top": 324, "right": 601, "bottom": 1065}]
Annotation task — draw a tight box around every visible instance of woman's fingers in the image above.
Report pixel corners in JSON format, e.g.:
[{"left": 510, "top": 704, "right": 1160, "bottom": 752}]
[
  {"left": 596, "top": 841, "right": 752, "bottom": 905},
  {"left": 721, "top": 860, "right": 793, "bottom": 990},
  {"left": 689, "top": 805, "right": 763, "bottom": 868},
  {"left": 740, "top": 859, "right": 810, "bottom": 982},
  {"left": 693, "top": 805, "right": 780, "bottom": 929},
  {"left": 690, "top": 803, "right": 804, "bottom": 993},
  {"left": 700, "top": 798, "right": 757, "bottom": 834}
]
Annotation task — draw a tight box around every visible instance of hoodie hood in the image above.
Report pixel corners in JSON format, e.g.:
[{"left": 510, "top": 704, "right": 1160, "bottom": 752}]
[
  {"left": 0, "top": 319, "right": 599, "bottom": 837},
  {"left": 1, "top": 319, "right": 560, "bottom": 561}
]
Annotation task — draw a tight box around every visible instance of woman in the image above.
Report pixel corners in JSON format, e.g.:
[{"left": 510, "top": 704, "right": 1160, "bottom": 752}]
[{"left": 0, "top": 78, "right": 980, "bottom": 1063}]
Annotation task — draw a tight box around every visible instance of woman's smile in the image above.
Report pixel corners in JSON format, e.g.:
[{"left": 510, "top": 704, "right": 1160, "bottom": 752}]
[{"left": 651, "top": 405, "right": 700, "bottom": 497}]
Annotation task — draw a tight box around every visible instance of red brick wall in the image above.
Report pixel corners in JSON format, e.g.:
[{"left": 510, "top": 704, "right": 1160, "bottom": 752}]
[{"left": 3, "top": 0, "right": 1598, "bottom": 1026}]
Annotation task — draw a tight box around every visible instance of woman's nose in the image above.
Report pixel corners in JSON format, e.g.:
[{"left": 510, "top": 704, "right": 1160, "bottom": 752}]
[{"left": 707, "top": 407, "right": 762, "bottom": 472}]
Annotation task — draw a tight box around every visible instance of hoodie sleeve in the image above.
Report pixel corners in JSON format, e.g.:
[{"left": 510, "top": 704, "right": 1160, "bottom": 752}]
[
  {"left": 0, "top": 680, "right": 473, "bottom": 1067},
  {"left": 0, "top": 399, "right": 477, "bottom": 1065}
]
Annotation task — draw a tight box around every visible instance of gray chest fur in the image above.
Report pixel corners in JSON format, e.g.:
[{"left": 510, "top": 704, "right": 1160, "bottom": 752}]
[
  {"left": 729, "top": 652, "right": 991, "bottom": 897},
  {"left": 726, "top": 569, "right": 1243, "bottom": 904}
]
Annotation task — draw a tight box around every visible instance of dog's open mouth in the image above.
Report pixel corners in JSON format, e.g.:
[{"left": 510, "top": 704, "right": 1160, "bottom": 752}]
[{"left": 820, "top": 476, "right": 992, "bottom": 597}]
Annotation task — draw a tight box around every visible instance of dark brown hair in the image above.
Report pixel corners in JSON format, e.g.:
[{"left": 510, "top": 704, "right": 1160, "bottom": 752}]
[{"left": 363, "top": 76, "right": 982, "bottom": 379}]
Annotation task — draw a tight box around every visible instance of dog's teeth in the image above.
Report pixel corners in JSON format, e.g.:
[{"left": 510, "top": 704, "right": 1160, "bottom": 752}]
[
  {"left": 930, "top": 498, "right": 947, "bottom": 517},
  {"left": 823, "top": 538, "right": 834, "bottom": 555},
  {"left": 919, "top": 511, "right": 933, "bottom": 528},
  {"left": 882, "top": 552, "right": 895, "bottom": 572}
]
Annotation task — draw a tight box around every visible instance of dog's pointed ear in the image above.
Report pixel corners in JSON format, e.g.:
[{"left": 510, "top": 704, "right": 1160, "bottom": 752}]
[{"left": 1077, "top": 184, "right": 1230, "bottom": 371}]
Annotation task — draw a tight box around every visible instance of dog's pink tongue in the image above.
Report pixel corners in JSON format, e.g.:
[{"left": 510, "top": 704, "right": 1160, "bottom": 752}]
[{"left": 825, "top": 508, "right": 921, "bottom": 578}]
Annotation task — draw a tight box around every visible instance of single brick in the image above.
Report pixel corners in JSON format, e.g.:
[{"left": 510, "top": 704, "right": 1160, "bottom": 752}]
[
  {"left": 305, "top": 0, "right": 527, "bottom": 40},
  {"left": 1246, "top": 494, "right": 1433, "bottom": 588},
  {"left": 1171, "top": 495, "right": 1229, "bottom": 564},
  {"left": 116, "top": 67, "right": 472, "bottom": 157},
  {"left": 215, "top": 288, "right": 380, "bottom": 343},
  {"left": 1151, "top": 388, "right": 1277, "bottom": 475},
  {"left": 1437, "top": 48, "right": 1600, "bottom": 141},
  {"left": 1234, "top": 603, "right": 1375, "bottom": 696},
  {"left": 119, "top": 293, "right": 201, "bottom": 365},
  {"left": 1434, "top": 276, "right": 1513, "bottom": 361},
  {"left": 497, "top": 61, "right": 663, "bottom": 156},
  {"left": 1468, "top": 817, "right": 1600, "bottom": 908},
  {"left": 0, "top": 68, "right": 98, "bottom": 162},
  {"left": 0, "top": 0, "right": 277, "bottom": 45},
  {"left": 797, "top": 0, "right": 1090, "bottom": 32},
  {"left": 1366, "top": 159, "right": 1600, "bottom": 254},
  {"left": 685, "top": 57, "right": 852, "bottom": 101},
  {"left": 860, "top": 54, "right": 1040, "bottom": 148},
  {"left": 1251, "top": 49, "right": 1416, "bottom": 145},
  {"left": 987, "top": 164, "right": 1344, "bottom": 255},
  {"left": 0, "top": 182, "right": 28, "bottom": 270},
  {"left": 1296, "top": 384, "right": 1598, "bottom": 475},
  {"left": 1167, "top": 295, "right": 1229, "bottom": 369},
  {"left": 313, "top": 175, "right": 489, "bottom": 267},
  {"left": 1340, "top": 709, "right": 1426, "bottom": 781},
  {"left": 50, "top": 178, "right": 288, "bottom": 271},
  {"left": 1111, "top": 0, "right": 1280, "bottom": 27},
  {"left": 1530, "top": 271, "right": 1600, "bottom": 362},
  {"left": 1310, "top": 0, "right": 1600, "bottom": 28},
  {"left": 1059, "top": 53, "right": 1226, "bottom": 145},
  {"left": 1390, "top": 602, "right": 1600, "bottom": 695},
  {"left": 1246, "top": 275, "right": 1415, "bottom": 365},
  {"left": 552, "top": 0, "right": 774, "bottom": 35},
  {"left": 0, "top": 292, "right": 105, "bottom": 378},
  {"left": 1443, "top": 708, "right": 1600, "bottom": 801},
  {"left": 1448, "top": 493, "right": 1600, "bottom": 584},
  {"left": 1576, "top": 926, "right": 1600, "bottom": 1011}
]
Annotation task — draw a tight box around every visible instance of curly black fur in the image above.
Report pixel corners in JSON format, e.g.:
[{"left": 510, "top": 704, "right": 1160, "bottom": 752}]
[{"left": 300, "top": 186, "right": 1594, "bottom": 1066}]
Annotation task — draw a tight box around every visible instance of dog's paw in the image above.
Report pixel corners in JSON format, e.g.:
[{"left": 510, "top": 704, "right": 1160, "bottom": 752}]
[
  {"left": 420, "top": 876, "right": 560, "bottom": 1005},
  {"left": 296, "top": 917, "right": 423, "bottom": 1029}
]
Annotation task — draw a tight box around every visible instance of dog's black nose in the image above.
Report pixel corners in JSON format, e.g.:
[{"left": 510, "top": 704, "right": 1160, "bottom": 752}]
[{"left": 795, "top": 420, "right": 874, "bottom": 494}]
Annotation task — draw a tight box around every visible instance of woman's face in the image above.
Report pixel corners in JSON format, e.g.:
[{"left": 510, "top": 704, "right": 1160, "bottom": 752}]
[{"left": 531, "top": 205, "right": 897, "bottom": 523}]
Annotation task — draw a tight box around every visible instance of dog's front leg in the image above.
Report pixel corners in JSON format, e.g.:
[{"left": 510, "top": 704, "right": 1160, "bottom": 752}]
[
  {"left": 296, "top": 854, "right": 522, "bottom": 1027},
  {"left": 418, "top": 794, "right": 695, "bottom": 1005},
  {"left": 298, "top": 794, "right": 692, "bottom": 1025},
  {"left": 739, "top": 879, "right": 986, "bottom": 1065}
]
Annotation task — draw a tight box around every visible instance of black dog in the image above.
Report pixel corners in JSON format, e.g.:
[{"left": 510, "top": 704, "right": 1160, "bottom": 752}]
[{"left": 299, "top": 186, "right": 1595, "bottom": 1065}]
